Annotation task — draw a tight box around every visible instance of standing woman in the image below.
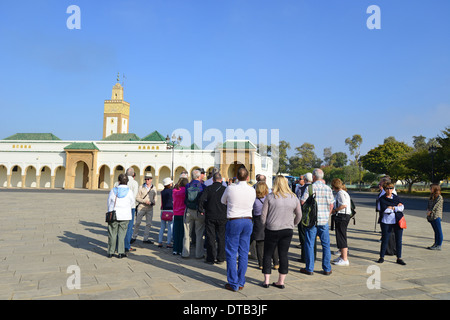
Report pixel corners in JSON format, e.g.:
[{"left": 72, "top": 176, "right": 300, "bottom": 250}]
[
  {"left": 377, "top": 182, "right": 406, "bottom": 265},
  {"left": 106, "top": 174, "right": 136, "bottom": 258},
  {"left": 251, "top": 181, "right": 279, "bottom": 270},
  {"left": 261, "top": 175, "right": 302, "bottom": 289},
  {"left": 427, "top": 184, "right": 444, "bottom": 250},
  {"left": 172, "top": 177, "right": 188, "bottom": 255},
  {"left": 159, "top": 177, "right": 174, "bottom": 248},
  {"left": 331, "top": 178, "right": 352, "bottom": 266}
]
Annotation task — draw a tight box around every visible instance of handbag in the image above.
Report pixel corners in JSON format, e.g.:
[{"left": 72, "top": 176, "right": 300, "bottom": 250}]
[
  {"left": 105, "top": 193, "right": 118, "bottom": 223},
  {"left": 161, "top": 210, "right": 174, "bottom": 221},
  {"left": 398, "top": 216, "right": 407, "bottom": 229}
]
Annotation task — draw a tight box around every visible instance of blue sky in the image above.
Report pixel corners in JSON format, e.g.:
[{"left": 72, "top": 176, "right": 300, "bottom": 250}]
[{"left": 1, "top": 0, "right": 449, "bottom": 159}]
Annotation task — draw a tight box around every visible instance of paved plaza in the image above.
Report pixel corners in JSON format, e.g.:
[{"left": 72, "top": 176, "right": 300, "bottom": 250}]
[{"left": 0, "top": 189, "right": 449, "bottom": 301}]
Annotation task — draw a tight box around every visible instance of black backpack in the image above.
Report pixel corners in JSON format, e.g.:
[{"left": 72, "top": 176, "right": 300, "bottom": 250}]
[{"left": 301, "top": 185, "right": 318, "bottom": 228}]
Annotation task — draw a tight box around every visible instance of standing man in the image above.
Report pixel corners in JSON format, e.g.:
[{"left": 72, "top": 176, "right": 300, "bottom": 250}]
[
  {"left": 300, "top": 169, "right": 334, "bottom": 275},
  {"left": 221, "top": 167, "right": 256, "bottom": 292},
  {"left": 131, "top": 173, "right": 157, "bottom": 244},
  {"left": 183, "top": 169, "right": 207, "bottom": 258},
  {"left": 199, "top": 172, "right": 228, "bottom": 264}
]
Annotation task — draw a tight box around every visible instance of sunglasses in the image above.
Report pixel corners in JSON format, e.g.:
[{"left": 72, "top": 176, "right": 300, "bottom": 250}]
[{"left": 385, "top": 187, "right": 394, "bottom": 190}]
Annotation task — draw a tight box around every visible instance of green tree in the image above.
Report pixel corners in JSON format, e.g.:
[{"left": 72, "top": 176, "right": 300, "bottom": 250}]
[
  {"left": 360, "top": 140, "right": 414, "bottom": 182},
  {"left": 345, "top": 134, "right": 363, "bottom": 188},
  {"left": 295, "top": 143, "right": 322, "bottom": 170},
  {"left": 276, "top": 140, "right": 291, "bottom": 174},
  {"left": 323, "top": 147, "right": 332, "bottom": 167},
  {"left": 412, "top": 135, "right": 427, "bottom": 151},
  {"left": 330, "top": 152, "right": 348, "bottom": 168},
  {"left": 436, "top": 127, "right": 450, "bottom": 179}
]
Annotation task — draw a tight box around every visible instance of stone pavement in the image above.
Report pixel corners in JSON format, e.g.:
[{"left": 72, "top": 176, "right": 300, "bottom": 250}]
[{"left": 0, "top": 189, "right": 449, "bottom": 301}]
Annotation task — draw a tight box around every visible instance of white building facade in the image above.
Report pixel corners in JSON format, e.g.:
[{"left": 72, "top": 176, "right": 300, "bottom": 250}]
[{"left": 0, "top": 82, "right": 273, "bottom": 190}]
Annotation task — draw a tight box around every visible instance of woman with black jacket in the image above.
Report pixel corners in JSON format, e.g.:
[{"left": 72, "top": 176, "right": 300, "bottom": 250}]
[{"left": 377, "top": 182, "right": 406, "bottom": 265}]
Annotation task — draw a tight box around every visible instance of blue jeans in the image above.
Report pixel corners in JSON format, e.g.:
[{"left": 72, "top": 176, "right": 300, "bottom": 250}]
[
  {"left": 429, "top": 217, "right": 443, "bottom": 246},
  {"left": 225, "top": 219, "right": 253, "bottom": 291},
  {"left": 124, "top": 208, "right": 135, "bottom": 251},
  {"left": 159, "top": 219, "right": 173, "bottom": 244},
  {"left": 304, "top": 224, "right": 331, "bottom": 273}
]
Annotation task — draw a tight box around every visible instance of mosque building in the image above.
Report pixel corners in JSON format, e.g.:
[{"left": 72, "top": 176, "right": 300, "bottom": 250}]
[{"left": 0, "top": 80, "right": 273, "bottom": 190}]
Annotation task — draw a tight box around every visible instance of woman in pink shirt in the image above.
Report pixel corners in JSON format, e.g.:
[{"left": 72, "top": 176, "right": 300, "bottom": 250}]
[{"left": 172, "top": 177, "right": 188, "bottom": 255}]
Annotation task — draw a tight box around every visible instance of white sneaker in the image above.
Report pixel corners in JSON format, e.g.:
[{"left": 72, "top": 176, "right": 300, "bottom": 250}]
[{"left": 332, "top": 258, "right": 349, "bottom": 266}]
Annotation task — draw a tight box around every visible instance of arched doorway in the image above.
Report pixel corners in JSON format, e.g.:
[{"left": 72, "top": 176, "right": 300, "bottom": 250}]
[
  {"left": 158, "top": 166, "right": 171, "bottom": 190},
  {"left": 74, "top": 161, "right": 89, "bottom": 189},
  {"left": 98, "top": 165, "right": 111, "bottom": 189},
  {"left": 113, "top": 165, "right": 125, "bottom": 186},
  {"left": 39, "top": 166, "right": 52, "bottom": 188},
  {"left": 54, "top": 166, "right": 65, "bottom": 188},
  {"left": 131, "top": 165, "right": 140, "bottom": 185},
  {"left": 0, "top": 165, "right": 7, "bottom": 187},
  {"left": 25, "top": 166, "right": 37, "bottom": 188},
  {"left": 174, "top": 166, "right": 187, "bottom": 181},
  {"left": 227, "top": 162, "right": 245, "bottom": 181},
  {"left": 11, "top": 165, "right": 22, "bottom": 187}
]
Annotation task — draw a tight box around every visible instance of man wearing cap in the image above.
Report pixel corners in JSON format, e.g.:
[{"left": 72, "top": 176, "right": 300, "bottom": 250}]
[{"left": 131, "top": 173, "right": 157, "bottom": 244}]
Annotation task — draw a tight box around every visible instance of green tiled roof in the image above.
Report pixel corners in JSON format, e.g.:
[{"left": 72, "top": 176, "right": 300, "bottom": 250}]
[
  {"left": 220, "top": 140, "right": 257, "bottom": 150},
  {"left": 175, "top": 143, "right": 201, "bottom": 150},
  {"left": 4, "top": 133, "right": 61, "bottom": 141},
  {"left": 64, "top": 142, "right": 99, "bottom": 151},
  {"left": 141, "top": 130, "right": 166, "bottom": 142},
  {"left": 102, "top": 133, "right": 140, "bottom": 141}
]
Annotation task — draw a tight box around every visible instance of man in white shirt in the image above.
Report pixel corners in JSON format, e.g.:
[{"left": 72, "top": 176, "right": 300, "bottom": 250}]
[{"left": 221, "top": 167, "right": 256, "bottom": 292}]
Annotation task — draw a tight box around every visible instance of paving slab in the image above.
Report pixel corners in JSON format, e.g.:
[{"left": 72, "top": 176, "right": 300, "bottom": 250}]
[{"left": 1, "top": 188, "right": 449, "bottom": 303}]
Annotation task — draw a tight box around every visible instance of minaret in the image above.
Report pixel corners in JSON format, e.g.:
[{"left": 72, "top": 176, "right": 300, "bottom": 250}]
[{"left": 103, "top": 73, "right": 130, "bottom": 139}]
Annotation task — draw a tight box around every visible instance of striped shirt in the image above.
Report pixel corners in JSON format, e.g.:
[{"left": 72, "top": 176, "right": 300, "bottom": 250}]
[{"left": 301, "top": 180, "right": 334, "bottom": 226}]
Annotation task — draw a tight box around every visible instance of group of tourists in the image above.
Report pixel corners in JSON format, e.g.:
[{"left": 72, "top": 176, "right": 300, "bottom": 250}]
[{"left": 105, "top": 166, "right": 445, "bottom": 291}]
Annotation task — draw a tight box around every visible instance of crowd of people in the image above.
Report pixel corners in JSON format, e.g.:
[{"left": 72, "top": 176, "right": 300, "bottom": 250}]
[{"left": 105, "top": 166, "right": 445, "bottom": 291}]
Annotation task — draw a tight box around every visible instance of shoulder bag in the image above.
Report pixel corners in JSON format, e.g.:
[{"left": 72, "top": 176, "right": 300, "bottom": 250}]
[{"left": 105, "top": 192, "right": 118, "bottom": 223}]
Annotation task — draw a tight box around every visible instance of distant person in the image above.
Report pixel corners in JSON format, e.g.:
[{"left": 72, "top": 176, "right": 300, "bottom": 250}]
[
  {"left": 377, "top": 182, "right": 406, "bottom": 265},
  {"left": 131, "top": 173, "right": 157, "bottom": 244},
  {"left": 294, "top": 175, "right": 305, "bottom": 197},
  {"left": 261, "top": 175, "right": 302, "bottom": 289},
  {"left": 106, "top": 174, "right": 135, "bottom": 258},
  {"left": 221, "top": 167, "right": 256, "bottom": 292},
  {"left": 205, "top": 167, "right": 227, "bottom": 187},
  {"left": 199, "top": 168, "right": 206, "bottom": 183},
  {"left": 426, "top": 184, "right": 444, "bottom": 250},
  {"left": 172, "top": 177, "right": 188, "bottom": 255},
  {"left": 199, "top": 172, "right": 228, "bottom": 264}
]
